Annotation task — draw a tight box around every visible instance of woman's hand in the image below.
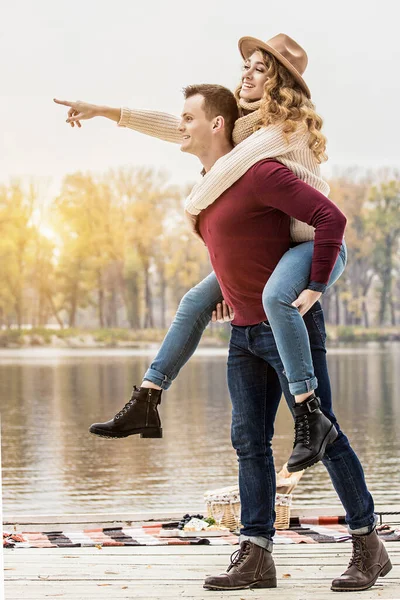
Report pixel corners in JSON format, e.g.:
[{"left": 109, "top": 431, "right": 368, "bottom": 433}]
[
  {"left": 212, "top": 300, "right": 234, "bottom": 323},
  {"left": 53, "top": 99, "right": 99, "bottom": 128},
  {"left": 53, "top": 99, "right": 121, "bottom": 128},
  {"left": 291, "top": 289, "right": 322, "bottom": 317}
]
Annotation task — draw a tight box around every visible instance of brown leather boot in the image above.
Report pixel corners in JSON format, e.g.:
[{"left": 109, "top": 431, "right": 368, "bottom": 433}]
[
  {"left": 203, "top": 540, "right": 277, "bottom": 591},
  {"left": 331, "top": 529, "right": 392, "bottom": 592},
  {"left": 89, "top": 386, "right": 162, "bottom": 439}
]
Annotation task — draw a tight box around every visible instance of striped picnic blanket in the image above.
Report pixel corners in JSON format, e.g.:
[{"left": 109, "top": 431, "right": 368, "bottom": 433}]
[{"left": 3, "top": 521, "right": 399, "bottom": 549}]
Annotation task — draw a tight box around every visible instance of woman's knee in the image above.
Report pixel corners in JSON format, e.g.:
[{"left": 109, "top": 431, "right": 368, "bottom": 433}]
[
  {"left": 262, "top": 279, "right": 296, "bottom": 313},
  {"left": 176, "top": 284, "right": 219, "bottom": 329},
  {"left": 177, "top": 287, "right": 209, "bottom": 320}
]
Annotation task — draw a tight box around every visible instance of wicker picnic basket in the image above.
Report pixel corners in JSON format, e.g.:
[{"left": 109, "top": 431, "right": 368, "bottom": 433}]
[{"left": 204, "top": 463, "right": 303, "bottom": 531}]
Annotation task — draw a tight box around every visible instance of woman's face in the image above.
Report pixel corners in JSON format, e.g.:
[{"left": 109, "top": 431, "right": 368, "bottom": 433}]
[{"left": 239, "top": 50, "right": 268, "bottom": 102}]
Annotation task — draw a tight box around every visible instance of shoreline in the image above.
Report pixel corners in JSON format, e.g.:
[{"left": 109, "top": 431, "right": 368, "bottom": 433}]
[{"left": 1, "top": 326, "right": 400, "bottom": 349}]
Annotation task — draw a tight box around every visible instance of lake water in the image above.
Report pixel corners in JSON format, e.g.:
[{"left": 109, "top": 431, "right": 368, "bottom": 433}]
[{"left": 1, "top": 344, "right": 399, "bottom": 516}]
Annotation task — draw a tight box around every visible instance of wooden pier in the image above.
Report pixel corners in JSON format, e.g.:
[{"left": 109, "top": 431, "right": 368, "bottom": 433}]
[{"left": 4, "top": 510, "right": 400, "bottom": 599}]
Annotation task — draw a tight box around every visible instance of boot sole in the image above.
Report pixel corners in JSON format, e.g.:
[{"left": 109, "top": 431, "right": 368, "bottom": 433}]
[
  {"left": 287, "top": 424, "right": 338, "bottom": 473},
  {"left": 331, "top": 559, "right": 392, "bottom": 592},
  {"left": 89, "top": 427, "right": 163, "bottom": 439},
  {"left": 203, "top": 577, "right": 277, "bottom": 590}
]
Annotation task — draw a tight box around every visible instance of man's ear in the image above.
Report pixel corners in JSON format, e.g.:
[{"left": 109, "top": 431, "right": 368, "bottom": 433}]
[{"left": 212, "top": 116, "right": 225, "bottom": 131}]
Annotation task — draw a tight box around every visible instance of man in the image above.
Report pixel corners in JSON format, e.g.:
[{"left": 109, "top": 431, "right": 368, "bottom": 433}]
[
  {"left": 55, "top": 85, "right": 391, "bottom": 592},
  {"left": 176, "top": 84, "right": 390, "bottom": 592}
]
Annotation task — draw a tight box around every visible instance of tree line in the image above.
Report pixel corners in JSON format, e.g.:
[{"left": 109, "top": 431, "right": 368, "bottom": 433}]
[{"left": 0, "top": 166, "right": 398, "bottom": 330}]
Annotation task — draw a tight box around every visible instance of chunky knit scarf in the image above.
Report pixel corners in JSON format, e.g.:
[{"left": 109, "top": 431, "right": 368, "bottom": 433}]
[
  {"left": 232, "top": 98, "right": 264, "bottom": 145},
  {"left": 184, "top": 96, "right": 326, "bottom": 245}
]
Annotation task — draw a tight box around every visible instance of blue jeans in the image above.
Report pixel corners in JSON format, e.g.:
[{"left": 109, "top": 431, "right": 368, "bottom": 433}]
[
  {"left": 144, "top": 242, "right": 346, "bottom": 390},
  {"left": 262, "top": 240, "right": 347, "bottom": 395},
  {"left": 228, "top": 303, "right": 376, "bottom": 549},
  {"left": 144, "top": 271, "right": 223, "bottom": 388}
]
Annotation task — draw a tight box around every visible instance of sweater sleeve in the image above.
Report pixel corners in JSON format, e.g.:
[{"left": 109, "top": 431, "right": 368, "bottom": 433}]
[
  {"left": 118, "top": 107, "right": 181, "bottom": 144},
  {"left": 252, "top": 161, "right": 347, "bottom": 287},
  {"left": 185, "top": 125, "right": 306, "bottom": 215}
]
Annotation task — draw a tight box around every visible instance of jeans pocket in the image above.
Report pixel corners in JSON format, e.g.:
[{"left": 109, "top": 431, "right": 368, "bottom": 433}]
[{"left": 310, "top": 309, "right": 327, "bottom": 344}]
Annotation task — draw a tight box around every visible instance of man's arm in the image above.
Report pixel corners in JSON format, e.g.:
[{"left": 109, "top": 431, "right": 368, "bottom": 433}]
[
  {"left": 252, "top": 161, "right": 347, "bottom": 291},
  {"left": 53, "top": 99, "right": 181, "bottom": 144}
]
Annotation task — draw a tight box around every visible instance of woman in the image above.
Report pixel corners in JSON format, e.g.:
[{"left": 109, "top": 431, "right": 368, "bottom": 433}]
[{"left": 54, "top": 34, "right": 347, "bottom": 471}]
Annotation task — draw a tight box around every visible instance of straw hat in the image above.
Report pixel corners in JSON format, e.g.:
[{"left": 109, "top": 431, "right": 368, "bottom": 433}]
[{"left": 238, "top": 33, "right": 311, "bottom": 98}]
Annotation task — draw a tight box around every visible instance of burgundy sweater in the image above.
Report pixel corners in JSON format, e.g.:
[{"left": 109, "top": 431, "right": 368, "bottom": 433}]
[{"left": 198, "top": 160, "right": 347, "bottom": 326}]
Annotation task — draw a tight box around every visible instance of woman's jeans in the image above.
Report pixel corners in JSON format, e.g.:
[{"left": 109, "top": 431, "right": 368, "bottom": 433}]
[
  {"left": 228, "top": 303, "right": 376, "bottom": 546},
  {"left": 144, "top": 271, "right": 223, "bottom": 389},
  {"left": 144, "top": 240, "right": 347, "bottom": 392},
  {"left": 262, "top": 240, "right": 347, "bottom": 395}
]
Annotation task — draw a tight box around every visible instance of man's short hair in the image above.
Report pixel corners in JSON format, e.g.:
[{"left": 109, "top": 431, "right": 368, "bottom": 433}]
[{"left": 183, "top": 84, "right": 239, "bottom": 141}]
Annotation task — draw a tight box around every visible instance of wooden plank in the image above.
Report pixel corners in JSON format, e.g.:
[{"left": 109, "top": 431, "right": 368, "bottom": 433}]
[
  {"left": 4, "top": 580, "right": 399, "bottom": 600},
  {"left": 4, "top": 542, "right": 399, "bottom": 599},
  {"left": 4, "top": 542, "right": 400, "bottom": 560},
  {"left": 4, "top": 569, "right": 400, "bottom": 581},
  {"left": 4, "top": 557, "right": 400, "bottom": 571},
  {"left": 2, "top": 511, "right": 188, "bottom": 527}
]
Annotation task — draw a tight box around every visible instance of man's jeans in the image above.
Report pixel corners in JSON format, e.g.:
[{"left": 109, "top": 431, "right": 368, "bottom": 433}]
[{"left": 228, "top": 303, "right": 376, "bottom": 547}]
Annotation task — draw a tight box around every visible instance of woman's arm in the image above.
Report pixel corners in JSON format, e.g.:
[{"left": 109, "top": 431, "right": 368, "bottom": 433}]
[
  {"left": 185, "top": 125, "right": 307, "bottom": 215},
  {"left": 253, "top": 161, "right": 347, "bottom": 290},
  {"left": 118, "top": 107, "right": 181, "bottom": 144},
  {"left": 53, "top": 99, "right": 181, "bottom": 144}
]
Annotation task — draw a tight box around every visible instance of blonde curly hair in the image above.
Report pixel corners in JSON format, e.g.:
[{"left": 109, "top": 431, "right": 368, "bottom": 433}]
[{"left": 236, "top": 48, "right": 328, "bottom": 163}]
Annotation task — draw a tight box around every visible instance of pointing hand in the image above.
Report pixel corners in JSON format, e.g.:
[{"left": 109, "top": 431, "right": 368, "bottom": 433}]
[{"left": 53, "top": 98, "right": 100, "bottom": 128}]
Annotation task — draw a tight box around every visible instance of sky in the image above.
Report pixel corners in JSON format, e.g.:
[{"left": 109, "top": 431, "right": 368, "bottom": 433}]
[{"left": 1, "top": 0, "right": 399, "bottom": 198}]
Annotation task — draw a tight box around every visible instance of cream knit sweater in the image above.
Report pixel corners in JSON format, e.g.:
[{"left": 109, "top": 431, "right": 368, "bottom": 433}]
[{"left": 118, "top": 106, "right": 330, "bottom": 242}]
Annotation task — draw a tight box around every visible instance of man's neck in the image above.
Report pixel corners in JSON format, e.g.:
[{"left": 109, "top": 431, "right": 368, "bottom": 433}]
[{"left": 199, "top": 141, "right": 233, "bottom": 173}]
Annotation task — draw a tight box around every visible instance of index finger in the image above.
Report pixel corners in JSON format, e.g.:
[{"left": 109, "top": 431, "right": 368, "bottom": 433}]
[{"left": 53, "top": 98, "right": 74, "bottom": 107}]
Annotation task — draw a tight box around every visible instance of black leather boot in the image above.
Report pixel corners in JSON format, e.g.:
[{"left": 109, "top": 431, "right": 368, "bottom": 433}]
[
  {"left": 89, "top": 386, "right": 162, "bottom": 439},
  {"left": 331, "top": 529, "right": 392, "bottom": 591},
  {"left": 287, "top": 394, "right": 337, "bottom": 472}
]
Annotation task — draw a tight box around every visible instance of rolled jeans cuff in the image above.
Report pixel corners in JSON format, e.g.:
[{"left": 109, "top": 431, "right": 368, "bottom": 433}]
[
  {"left": 239, "top": 534, "right": 273, "bottom": 552},
  {"left": 288, "top": 376, "right": 318, "bottom": 396},
  {"left": 348, "top": 514, "right": 378, "bottom": 535},
  {"left": 143, "top": 367, "right": 171, "bottom": 391}
]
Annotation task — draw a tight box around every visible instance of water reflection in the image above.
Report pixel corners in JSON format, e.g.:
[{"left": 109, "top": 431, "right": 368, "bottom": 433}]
[{"left": 1, "top": 344, "right": 399, "bottom": 515}]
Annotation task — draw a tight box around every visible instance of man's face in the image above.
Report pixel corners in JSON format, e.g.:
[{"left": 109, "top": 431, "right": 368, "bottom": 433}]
[{"left": 179, "top": 94, "right": 214, "bottom": 156}]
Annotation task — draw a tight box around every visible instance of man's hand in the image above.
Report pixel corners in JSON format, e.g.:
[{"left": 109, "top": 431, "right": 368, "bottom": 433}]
[
  {"left": 291, "top": 289, "right": 322, "bottom": 317},
  {"left": 212, "top": 300, "right": 234, "bottom": 323}
]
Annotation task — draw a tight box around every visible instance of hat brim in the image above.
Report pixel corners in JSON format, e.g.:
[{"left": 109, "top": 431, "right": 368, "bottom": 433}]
[{"left": 238, "top": 36, "right": 311, "bottom": 98}]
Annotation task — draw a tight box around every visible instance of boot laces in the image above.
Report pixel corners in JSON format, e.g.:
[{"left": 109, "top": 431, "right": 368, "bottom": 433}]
[
  {"left": 348, "top": 536, "right": 370, "bottom": 570},
  {"left": 293, "top": 415, "right": 311, "bottom": 448},
  {"left": 114, "top": 386, "right": 139, "bottom": 420},
  {"left": 227, "top": 541, "right": 252, "bottom": 572}
]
